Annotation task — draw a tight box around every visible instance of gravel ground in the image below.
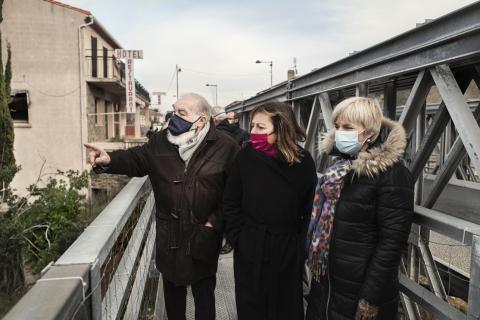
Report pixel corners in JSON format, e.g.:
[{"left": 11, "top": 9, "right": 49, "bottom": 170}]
[{"left": 429, "top": 231, "right": 471, "bottom": 276}]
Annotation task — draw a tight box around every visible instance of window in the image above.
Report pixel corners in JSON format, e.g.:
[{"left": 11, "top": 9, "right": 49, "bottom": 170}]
[
  {"left": 104, "top": 100, "right": 109, "bottom": 138},
  {"left": 94, "top": 98, "right": 99, "bottom": 124},
  {"left": 9, "top": 90, "right": 29, "bottom": 123},
  {"left": 126, "top": 113, "right": 135, "bottom": 126},
  {"left": 103, "top": 47, "right": 108, "bottom": 78},
  {"left": 104, "top": 100, "right": 108, "bottom": 121},
  {"left": 91, "top": 36, "right": 97, "bottom": 77}
]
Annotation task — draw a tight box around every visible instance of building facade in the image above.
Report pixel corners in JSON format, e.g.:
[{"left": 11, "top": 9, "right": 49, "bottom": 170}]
[{"left": 2, "top": 0, "right": 150, "bottom": 195}]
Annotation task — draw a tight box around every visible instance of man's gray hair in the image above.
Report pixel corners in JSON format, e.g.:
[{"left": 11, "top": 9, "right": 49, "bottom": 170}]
[
  {"left": 179, "top": 93, "right": 212, "bottom": 118},
  {"left": 212, "top": 106, "right": 227, "bottom": 121}
]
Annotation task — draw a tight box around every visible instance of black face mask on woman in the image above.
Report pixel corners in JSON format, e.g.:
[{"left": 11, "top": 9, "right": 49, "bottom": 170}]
[{"left": 167, "top": 114, "right": 200, "bottom": 136}]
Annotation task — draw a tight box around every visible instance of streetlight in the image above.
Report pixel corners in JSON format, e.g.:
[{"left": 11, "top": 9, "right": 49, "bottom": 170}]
[
  {"left": 176, "top": 64, "right": 182, "bottom": 99},
  {"left": 205, "top": 83, "right": 218, "bottom": 106},
  {"left": 255, "top": 60, "right": 273, "bottom": 87}
]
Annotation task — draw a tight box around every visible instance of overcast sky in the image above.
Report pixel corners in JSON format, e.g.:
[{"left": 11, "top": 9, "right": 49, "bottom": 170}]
[{"left": 65, "top": 0, "right": 476, "bottom": 112}]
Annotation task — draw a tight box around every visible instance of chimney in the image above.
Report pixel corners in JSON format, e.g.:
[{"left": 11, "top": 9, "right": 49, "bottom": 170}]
[{"left": 287, "top": 69, "right": 296, "bottom": 80}]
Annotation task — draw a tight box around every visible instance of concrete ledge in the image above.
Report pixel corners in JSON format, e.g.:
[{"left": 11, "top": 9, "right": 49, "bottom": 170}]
[{"left": 4, "top": 264, "right": 91, "bottom": 320}]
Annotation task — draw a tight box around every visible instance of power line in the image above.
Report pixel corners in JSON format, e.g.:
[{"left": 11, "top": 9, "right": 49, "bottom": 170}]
[
  {"left": 164, "top": 66, "right": 177, "bottom": 95},
  {"left": 181, "top": 68, "right": 269, "bottom": 78},
  {"left": 17, "top": 78, "right": 80, "bottom": 98}
]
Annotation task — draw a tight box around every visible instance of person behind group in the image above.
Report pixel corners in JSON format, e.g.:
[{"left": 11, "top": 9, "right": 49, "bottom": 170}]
[
  {"left": 223, "top": 101, "right": 317, "bottom": 320},
  {"left": 85, "top": 93, "right": 240, "bottom": 320},
  {"left": 146, "top": 124, "right": 155, "bottom": 139},
  {"left": 213, "top": 106, "right": 250, "bottom": 146},
  {"left": 165, "top": 110, "right": 174, "bottom": 122},
  {"left": 305, "top": 97, "right": 414, "bottom": 320},
  {"left": 226, "top": 111, "right": 240, "bottom": 125},
  {"left": 161, "top": 110, "right": 174, "bottom": 130}
]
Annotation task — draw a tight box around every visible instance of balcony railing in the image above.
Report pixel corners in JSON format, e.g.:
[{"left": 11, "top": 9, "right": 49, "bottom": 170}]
[
  {"left": 85, "top": 55, "right": 150, "bottom": 103},
  {"left": 85, "top": 55, "right": 125, "bottom": 83}
]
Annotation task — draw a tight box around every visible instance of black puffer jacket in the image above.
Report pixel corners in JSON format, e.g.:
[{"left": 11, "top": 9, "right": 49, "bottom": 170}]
[
  {"left": 224, "top": 145, "right": 317, "bottom": 320},
  {"left": 306, "top": 118, "right": 414, "bottom": 320}
]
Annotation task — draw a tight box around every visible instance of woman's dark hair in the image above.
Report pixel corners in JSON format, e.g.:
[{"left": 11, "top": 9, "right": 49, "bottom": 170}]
[{"left": 251, "top": 102, "right": 306, "bottom": 164}]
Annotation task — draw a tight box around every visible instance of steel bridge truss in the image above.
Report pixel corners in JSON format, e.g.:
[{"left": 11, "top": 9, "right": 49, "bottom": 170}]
[{"left": 227, "top": 2, "right": 480, "bottom": 319}]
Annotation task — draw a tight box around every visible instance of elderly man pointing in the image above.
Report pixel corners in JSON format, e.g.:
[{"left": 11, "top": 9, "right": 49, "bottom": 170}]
[{"left": 85, "top": 93, "right": 239, "bottom": 320}]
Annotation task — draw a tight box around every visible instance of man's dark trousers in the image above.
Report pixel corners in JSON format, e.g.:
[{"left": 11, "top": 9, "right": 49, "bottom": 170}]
[{"left": 162, "top": 275, "right": 216, "bottom": 320}]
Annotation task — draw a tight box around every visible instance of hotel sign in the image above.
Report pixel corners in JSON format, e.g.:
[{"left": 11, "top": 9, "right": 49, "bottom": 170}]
[{"left": 114, "top": 49, "right": 144, "bottom": 113}]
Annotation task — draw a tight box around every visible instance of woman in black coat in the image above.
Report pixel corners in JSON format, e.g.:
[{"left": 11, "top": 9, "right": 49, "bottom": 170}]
[
  {"left": 223, "top": 102, "right": 318, "bottom": 320},
  {"left": 305, "top": 97, "right": 414, "bottom": 320}
]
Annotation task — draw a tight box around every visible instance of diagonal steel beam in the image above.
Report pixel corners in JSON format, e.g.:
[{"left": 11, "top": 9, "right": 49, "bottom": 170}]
[
  {"left": 409, "top": 103, "right": 450, "bottom": 178},
  {"left": 423, "top": 104, "right": 480, "bottom": 208},
  {"left": 399, "top": 70, "right": 433, "bottom": 134},
  {"left": 303, "top": 96, "right": 320, "bottom": 154},
  {"left": 400, "top": 259, "right": 422, "bottom": 320},
  {"left": 316, "top": 93, "right": 334, "bottom": 171},
  {"left": 399, "top": 274, "right": 466, "bottom": 320},
  {"left": 409, "top": 74, "right": 471, "bottom": 179},
  {"left": 430, "top": 64, "right": 480, "bottom": 177},
  {"left": 318, "top": 92, "right": 334, "bottom": 131},
  {"left": 417, "top": 237, "right": 448, "bottom": 301}
]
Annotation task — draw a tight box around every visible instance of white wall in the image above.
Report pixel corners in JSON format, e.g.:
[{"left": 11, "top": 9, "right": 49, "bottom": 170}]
[{"left": 2, "top": 0, "right": 87, "bottom": 195}]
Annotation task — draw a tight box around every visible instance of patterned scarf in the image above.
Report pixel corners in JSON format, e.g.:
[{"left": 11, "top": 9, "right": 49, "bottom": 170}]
[{"left": 306, "top": 159, "right": 351, "bottom": 280}]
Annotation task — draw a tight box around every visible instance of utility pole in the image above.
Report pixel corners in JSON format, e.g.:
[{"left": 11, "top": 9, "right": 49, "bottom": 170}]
[
  {"left": 176, "top": 64, "right": 182, "bottom": 99},
  {"left": 205, "top": 84, "right": 218, "bottom": 105},
  {"left": 269, "top": 61, "right": 273, "bottom": 87},
  {"left": 255, "top": 60, "right": 273, "bottom": 87}
]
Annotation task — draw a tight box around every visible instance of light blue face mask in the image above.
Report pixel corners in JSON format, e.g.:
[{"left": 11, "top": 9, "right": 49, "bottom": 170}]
[{"left": 335, "top": 130, "right": 366, "bottom": 155}]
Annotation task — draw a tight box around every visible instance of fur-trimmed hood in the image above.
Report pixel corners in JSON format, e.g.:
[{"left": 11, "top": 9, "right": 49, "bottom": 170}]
[{"left": 320, "top": 117, "right": 407, "bottom": 177}]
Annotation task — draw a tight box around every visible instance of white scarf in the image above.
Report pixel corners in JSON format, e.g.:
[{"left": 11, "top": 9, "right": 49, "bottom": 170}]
[{"left": 167, "top": 121, "right": 210, "bottom": 165}]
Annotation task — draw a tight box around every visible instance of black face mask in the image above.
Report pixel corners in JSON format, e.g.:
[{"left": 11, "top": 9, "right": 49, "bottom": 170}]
[{"left": 167, "top": 114, "right": 200, "bottom": 136}]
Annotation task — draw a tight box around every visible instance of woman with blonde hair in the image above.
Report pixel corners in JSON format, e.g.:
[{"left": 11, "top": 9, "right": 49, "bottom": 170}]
[
  {"left": 223, "top": 102, "right": 317, "bottom": 320},
  {"left": 305, "top": 97, "right": 414, "bottom": 319}
]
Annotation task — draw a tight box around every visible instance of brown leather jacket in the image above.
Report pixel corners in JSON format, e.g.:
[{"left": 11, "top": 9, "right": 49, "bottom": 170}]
[{"left": 104, "top": 124, "right": 239, "bottom": 285}]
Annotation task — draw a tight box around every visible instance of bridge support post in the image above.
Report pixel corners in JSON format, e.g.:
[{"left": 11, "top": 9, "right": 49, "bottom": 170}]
[
  {"left": 355, "top": 83, "right": 368, "bottom": 97},
  {"left": 384, "top": 79, "right": 397, "bottom": 119}
]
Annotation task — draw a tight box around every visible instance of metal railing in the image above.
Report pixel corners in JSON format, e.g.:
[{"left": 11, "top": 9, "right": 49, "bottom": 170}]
[
  {"left": 5, "top": 177, "right": 479, "bottom": 319},
  {"left": 4, "top": 177, "right": 160, "bottom": 320},
  {"left": 85, "top": 56, "right": 125, "bottom": 83}
]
